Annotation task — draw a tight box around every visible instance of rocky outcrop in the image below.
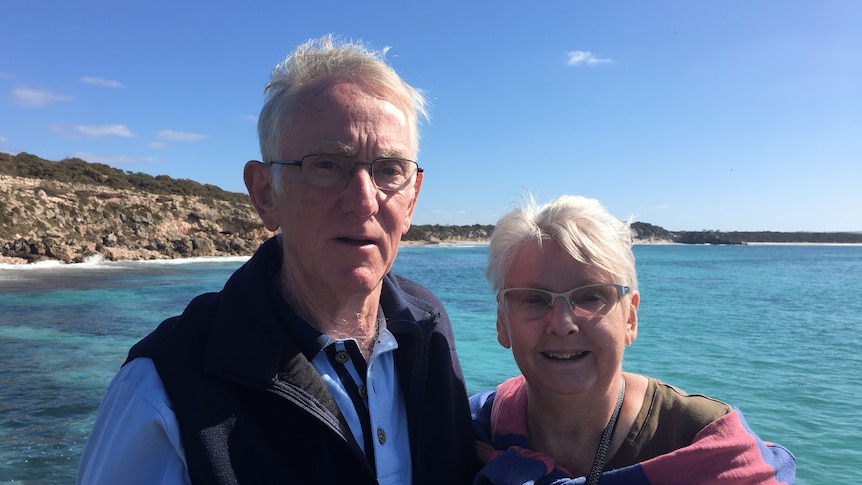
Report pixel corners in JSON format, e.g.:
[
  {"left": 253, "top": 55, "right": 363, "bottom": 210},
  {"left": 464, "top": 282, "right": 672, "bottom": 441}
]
[
  {"left": 630, "top": 223, "right": 862, "bottom": 245},
  {"left": 2, "top": 152, "right": 860, "bottom": 264},
  {"left": 404, "top": 224, "right": 494, "bottom": 244},
  {"left": 0, "top": 174, "right": 272, "bottom": 264}
]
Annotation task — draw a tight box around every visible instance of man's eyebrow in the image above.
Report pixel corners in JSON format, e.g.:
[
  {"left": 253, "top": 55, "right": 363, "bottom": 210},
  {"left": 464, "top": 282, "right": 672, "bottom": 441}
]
[
  {"left": 305, "top": 143, "right": 411, "bottom": 160},
  {"left": 307, "top": 141, "right": 353, "bottom": 154},
  {"left": 374, "top": 149, "right": 411, "bottom": 159}
]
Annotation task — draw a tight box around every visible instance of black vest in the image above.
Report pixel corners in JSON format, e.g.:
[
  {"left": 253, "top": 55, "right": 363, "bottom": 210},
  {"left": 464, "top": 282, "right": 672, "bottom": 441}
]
[{"left": 126, "top": 237, "right": 478, "bottom": 484}]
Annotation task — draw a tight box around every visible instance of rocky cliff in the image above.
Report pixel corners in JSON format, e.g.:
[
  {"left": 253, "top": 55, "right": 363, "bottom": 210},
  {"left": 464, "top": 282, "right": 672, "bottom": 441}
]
[
  {"left": 0, "top": 152, "right": 497, "bottom": 264},
  {"left": 0, "top": 152, "right": 275, "bottom": 263},
  {"left": 2, "top": 153, "right": 860, "bottom": 264},
  {"left": 0, "top": 173, "right": 272, "bottom": 264}
]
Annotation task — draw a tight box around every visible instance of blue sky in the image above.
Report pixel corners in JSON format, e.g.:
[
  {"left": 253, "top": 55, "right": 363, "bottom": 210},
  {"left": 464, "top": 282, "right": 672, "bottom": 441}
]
[{"left": 2, "top": 1, "right": 860, "bottom": 232}]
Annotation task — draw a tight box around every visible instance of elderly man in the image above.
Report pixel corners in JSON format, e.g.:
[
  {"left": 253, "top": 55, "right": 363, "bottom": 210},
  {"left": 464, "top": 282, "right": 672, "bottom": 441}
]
[{"left": 78, "top": 36, "right": 477, "bottom": 484}]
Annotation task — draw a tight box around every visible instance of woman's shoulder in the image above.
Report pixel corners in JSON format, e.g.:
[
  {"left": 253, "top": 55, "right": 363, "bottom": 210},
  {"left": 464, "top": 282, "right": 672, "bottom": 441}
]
[
  {"left": 646, "top": 377, "right": 733, "bottom": 425},
  {"left": 614, "top": 376, "right": 733, "bottom": 465},
  {"left": 469, "top": 375, "right": 526, "bottom": 417}
]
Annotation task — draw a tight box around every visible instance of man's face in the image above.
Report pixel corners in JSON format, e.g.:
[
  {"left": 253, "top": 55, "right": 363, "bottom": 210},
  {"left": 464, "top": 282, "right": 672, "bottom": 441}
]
[{"left": 265, "top": 80, "right": 422, "bottom": 298}]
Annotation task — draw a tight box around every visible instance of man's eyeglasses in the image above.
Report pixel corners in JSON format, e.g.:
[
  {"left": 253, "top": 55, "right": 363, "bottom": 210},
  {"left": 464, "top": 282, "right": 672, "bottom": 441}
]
[
  {"left": 498, "top": 283, "right": 631, "bottom": 321},
  {"left": 269, "top": 154, "right": 422, "bottom": 192}
]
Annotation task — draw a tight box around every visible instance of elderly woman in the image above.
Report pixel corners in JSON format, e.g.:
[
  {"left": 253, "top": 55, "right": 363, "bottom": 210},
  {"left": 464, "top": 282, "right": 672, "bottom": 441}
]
[{"left": 471, "top": 195, "right": 795, "bottom": 485}]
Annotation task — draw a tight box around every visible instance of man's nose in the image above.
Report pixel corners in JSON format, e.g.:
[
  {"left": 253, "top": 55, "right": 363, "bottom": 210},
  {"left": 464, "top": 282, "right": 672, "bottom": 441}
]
[{"left": 342, "top": 164, "right": 379, "bottom": 215}]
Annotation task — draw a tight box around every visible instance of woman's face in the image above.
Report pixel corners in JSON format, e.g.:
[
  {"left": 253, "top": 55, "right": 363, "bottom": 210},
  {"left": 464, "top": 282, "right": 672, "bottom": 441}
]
[{"left": 496, "top": 240, "right": 639, "bottom": 398}]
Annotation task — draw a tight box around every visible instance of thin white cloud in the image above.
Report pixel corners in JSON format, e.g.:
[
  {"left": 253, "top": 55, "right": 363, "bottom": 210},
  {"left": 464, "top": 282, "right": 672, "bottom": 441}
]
[
  {"left": 72, "top": 152, "right": 160, "bottom": 164},
  {"left": 156, "top": 129, "right": 208, "bottom": 142},
  {"left": 148, "top": 141, "right": 169, "bottom": 149},
  {"left": 49, "top": 123, "right": 136, "bottom": 139},
  {"left": 80, "top": 76, "right": 126, "bottom": 89},
  {"left": 12, "top": 85, "right": 74, "bottom": 107},
  {"left": 566, "top": 50, "right": 613, "bottom": 67},
  {"left": 76, "top": 124, "right": 136, "bottom": 138},
  {"left": 0, "top": 135, "right": 8, "bottom": 143}
]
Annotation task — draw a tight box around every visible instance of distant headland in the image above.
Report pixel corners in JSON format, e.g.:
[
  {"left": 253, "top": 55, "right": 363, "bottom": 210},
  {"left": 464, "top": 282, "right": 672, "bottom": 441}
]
[{"left": 1, "top": 152, "right": 860, "bottom": 264}]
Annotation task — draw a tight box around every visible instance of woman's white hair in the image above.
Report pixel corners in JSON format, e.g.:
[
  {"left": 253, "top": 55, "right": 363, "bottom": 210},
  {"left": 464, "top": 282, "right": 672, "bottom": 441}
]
[{"left": 486, "top": 193, "right": 638, "bottom": 293}]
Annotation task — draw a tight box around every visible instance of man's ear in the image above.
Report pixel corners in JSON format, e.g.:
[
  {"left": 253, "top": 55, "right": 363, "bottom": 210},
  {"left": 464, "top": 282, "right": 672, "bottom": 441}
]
[
  {"left": 401, "top": 171, "right": 424, "bottom": 235},
  {"left": 244, "top": 161, "right": 281, "bottom": 232},
  {"left": 625, "top": 291, "right": 640, "bottom": 346}
]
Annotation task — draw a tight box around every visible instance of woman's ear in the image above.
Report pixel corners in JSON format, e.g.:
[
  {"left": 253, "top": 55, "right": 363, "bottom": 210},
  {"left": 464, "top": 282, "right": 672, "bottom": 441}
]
[
  {"left": 496, "top": 308, "right": 511, "bottom": 349},
  {"left": 244, "top": 161, "right": 281, "bottom": 232}
]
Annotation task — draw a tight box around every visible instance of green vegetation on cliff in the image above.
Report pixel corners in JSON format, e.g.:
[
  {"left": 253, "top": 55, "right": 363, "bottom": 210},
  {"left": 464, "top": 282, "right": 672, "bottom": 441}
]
[
  {"left": 1, "top": 152, "right": 249, "bottom": 204},
  {"left": 629, "top": 222, "right": 862, "bottom": 244},
  {"left": 1, "top": 152, "right": 859, "bottom": 264},
  {"left": 404, "top": 224, "right": 494, "bottom": 242}
]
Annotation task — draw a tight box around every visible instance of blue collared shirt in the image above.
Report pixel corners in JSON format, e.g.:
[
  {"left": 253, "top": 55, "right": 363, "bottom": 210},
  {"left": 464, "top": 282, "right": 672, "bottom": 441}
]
[
  {"left": 78, "top": 321, "right": 412, "bottom": 485},
  {"left": 312, "top": 323, "right": 411, "bottom": 484}
]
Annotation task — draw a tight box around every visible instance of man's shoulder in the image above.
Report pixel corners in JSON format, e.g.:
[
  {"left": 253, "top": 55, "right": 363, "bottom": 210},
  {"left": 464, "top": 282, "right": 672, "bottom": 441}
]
[
  {"left": 389, "top": 272, "right": 436, "bottom": 298},
  {"left": 383, "top": 273, "right": 456, "bottom": 345},
  {"left": 159, "top": 291, "right": 222, "bottom": 334},
  {"left": 111, "top": 358, "right": 164, "bottom": 394},
  {"left": 127, "top": 291, "right": 221, "bottom": 363}
]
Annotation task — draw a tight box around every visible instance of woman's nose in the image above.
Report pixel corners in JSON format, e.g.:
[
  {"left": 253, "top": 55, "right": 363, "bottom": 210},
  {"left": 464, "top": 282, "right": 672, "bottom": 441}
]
[{"left": 547, "top": 297, "right": 578, "bottom": 334}]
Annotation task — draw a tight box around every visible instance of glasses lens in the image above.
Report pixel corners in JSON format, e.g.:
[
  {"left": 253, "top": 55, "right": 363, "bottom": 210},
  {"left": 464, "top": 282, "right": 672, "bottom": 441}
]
[
  {"left": 567, "top": 285, "right": 618, "bottom": 315},
  {"left": 298, "top": 155, "right": 417, "bottom": 191},
  {"left": 504, "top": 289, "right": 554, "bottom": 320},
  {"left": 372, "top": 159, "right": 416, "bottom": 191},
  {"left": 300, "top": 154, "right": 353, "bottom": 188},
  {"left": 503, "top": 284, "right": 623, "bottom": 321}
]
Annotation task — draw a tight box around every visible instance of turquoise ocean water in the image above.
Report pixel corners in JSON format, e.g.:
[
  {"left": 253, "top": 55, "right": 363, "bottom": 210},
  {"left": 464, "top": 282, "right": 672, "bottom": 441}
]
[{"left": 1, "top": 244, "right": 860, "bottom": 484}]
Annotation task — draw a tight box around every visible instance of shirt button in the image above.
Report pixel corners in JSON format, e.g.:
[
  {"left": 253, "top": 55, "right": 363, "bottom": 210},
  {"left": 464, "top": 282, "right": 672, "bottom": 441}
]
[
  {"left": 376, "top": 428, "right": 386, "bottom": 445},
  {"left": 334, "top": 351, "right": 349, "bottom": 364},
  {"left": 358, "top": 385, "right": 368, "bottom": 399}
]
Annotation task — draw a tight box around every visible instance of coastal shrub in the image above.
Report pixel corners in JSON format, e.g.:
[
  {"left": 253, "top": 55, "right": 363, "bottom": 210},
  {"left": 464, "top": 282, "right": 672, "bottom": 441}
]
[
  {"left": 1, "top": 152, "right": 248, "bottom": 204},
  {"left": 0, "top": 201, "right": 11, "bottom": 226}
]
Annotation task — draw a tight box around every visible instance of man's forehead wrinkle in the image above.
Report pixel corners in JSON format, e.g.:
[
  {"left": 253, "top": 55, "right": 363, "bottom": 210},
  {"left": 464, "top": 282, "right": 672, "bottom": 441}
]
[
  {"left": 308, "top": 141, "right": 354, "bottom": 154},
  {"left": 303, "top": 141, "right": 407, "bottom": 160}
]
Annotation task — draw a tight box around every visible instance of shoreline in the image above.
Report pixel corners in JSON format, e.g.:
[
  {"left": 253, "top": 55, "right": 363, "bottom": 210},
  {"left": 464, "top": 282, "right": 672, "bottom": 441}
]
[
  {"left": 400, "top": 240, "right": 490, "bottom": 246},
  {"left": 633, "top": 241, "right": 862, "bottom": 247},
  {"left": 3, "top": 240, "right": 861, "bottom": 267},
  {"left": 745, "top": 242, "right": 862, "bottom": 246}
]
